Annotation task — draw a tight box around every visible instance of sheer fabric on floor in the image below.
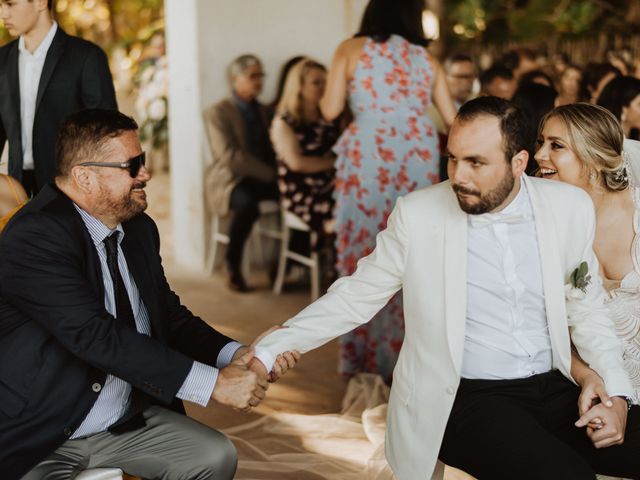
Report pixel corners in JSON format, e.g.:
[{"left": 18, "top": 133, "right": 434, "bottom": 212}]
[{"left": 222, "top": 373, "right": 473, "bottom": 480}]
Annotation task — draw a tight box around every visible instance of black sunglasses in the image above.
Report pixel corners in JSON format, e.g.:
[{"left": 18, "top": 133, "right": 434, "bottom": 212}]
[{"left": 78, "top": 152, "right": 146, "bottom": 178}]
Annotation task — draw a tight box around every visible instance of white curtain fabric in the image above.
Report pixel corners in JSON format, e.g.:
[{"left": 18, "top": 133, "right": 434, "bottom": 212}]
[{"left": 624, "top": 138, "right": 640, "bottom": 187}]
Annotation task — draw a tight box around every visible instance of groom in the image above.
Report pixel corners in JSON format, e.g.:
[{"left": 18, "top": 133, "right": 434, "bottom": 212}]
[{"left": 256, "top": 96, "right": 640, "bottom": 480}]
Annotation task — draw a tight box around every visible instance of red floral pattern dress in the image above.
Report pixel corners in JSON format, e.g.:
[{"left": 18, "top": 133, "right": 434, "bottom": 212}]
[{"left": 334, "top": 34, "right": 439, "bottom": 383}]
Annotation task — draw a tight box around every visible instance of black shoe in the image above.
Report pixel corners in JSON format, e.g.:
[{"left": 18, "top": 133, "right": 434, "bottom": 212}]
[{"left": 227, "top": 268, "right": 250, "bottom": 292}]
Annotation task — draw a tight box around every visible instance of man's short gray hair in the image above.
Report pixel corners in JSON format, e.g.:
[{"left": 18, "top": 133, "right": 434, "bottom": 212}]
[{"left": 227, "top": 54, "right": 261, "bottom": 86}]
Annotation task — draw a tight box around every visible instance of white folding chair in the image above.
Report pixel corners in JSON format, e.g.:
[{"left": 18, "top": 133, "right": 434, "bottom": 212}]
[
  {"left": 272, "top": 210, "right": 320, "bottom": 301},
  {"left": 76, "top": 468, "right": 123, "bottom": 480},
  {"left": 206, "top": 212, "right": 231, "bottom": 274},
  {"left": 250, "top": 200, "right": 282, "bottom": 266},
  {"left": 206, "top": 200, "right": 281, "bottom": 275}
]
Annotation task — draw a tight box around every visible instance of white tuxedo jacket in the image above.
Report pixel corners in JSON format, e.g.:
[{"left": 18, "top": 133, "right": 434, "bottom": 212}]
[{"left": 258, "top": 176, "right": 632, "bottom": 480}]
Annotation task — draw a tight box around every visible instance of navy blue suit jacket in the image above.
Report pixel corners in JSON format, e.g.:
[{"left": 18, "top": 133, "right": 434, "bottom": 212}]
[{"left": 0, "top": 185, "right": 233, "bottom": 479}]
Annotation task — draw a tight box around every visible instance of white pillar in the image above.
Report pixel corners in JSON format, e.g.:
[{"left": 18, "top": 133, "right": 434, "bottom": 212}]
[{"left": 165, "top": 0, "right": 206, "bottom": 271}]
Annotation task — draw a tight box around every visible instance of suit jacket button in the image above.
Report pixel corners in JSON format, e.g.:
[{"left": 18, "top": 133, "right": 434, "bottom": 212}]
[
  {"left": 92, "top": 383, "right": 102, "bottom": 392},
  {"left": 63, "top": 427, "right": 72, "bottom": 436},
  {"left": 446, "top": 386, "right": 455, "bottom": 395}
]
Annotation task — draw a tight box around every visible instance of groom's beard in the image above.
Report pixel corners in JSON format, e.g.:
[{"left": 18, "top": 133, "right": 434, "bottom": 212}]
[{"left": 452, "top": 167, "right": 515, "bottom": 215}]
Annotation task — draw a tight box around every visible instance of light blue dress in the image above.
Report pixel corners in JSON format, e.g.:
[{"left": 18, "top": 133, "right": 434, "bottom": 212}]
[{"left": 333, "top": 34, "right": 440, "bottom": 382}]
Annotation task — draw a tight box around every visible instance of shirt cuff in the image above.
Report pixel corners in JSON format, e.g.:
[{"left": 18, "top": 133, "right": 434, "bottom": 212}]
[
  {"left": 217, "top": 341, "right": 243, "bottom": 368},
  {"left": 176, "top": 361, "right": 218, "bottom": 407},
  {"left": 609, "top": 392, "right": 637, "bottom": 404},
  {"left": 215, "top": 341, "right": 276, "bottom": 372},
  {"left": 254, "top": 346, "right": 276, "bottom": 372}
]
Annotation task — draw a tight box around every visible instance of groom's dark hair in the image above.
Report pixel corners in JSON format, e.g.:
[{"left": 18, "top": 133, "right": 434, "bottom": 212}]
[{"left": 456, "top": 96, "right": 531, "bottom": 163}]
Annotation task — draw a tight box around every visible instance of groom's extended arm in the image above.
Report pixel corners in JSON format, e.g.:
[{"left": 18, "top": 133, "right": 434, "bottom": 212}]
[
  {"left": 565, "top": 200, "right": 634, "bottom": 400},
  {"left": 255, "top": 196, "right": 410, "bottom": 369}
]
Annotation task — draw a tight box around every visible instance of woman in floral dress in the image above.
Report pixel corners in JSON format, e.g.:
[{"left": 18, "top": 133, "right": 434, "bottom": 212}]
[
  {"left": 271, "top": 58, "right": 341, "bottom": 249},
  {"left": 320, "top": 0, "right": 457, "bottom": 382}
]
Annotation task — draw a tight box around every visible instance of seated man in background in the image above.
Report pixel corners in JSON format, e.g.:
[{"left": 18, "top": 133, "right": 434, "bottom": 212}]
[
  {"left": 0, "top": 109, "right": 297, "bottom": 480},
  {"left": 204, "top": 54, "right": 279, "bottom": 292},
  {"left": 444, "top": 53, "right": 478, "bottom": 109},
  {"left": 480, "top": 65, "right": 517, "bottom": 100},
  {"left": 496, "top": 48, "right": 539, "bottom": 81}
]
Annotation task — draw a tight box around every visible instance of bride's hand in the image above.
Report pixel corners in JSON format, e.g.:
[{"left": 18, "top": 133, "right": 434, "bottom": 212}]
[{"left": 577, "top": 371, "right": 612, "bottom": 429}]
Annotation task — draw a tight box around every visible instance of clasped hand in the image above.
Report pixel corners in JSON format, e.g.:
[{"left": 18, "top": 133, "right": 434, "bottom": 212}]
[
  {"left": 211, "top": 326, "right": 301, "bottom": 411},
  {"left": 575, "top": 372, "right": 628, "bottom": 448},
  {"left": 211, "top": 348, "right": 268, "bottom": 410}
]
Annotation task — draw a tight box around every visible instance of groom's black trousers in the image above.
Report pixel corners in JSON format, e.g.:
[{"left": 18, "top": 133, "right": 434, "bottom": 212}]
[{"left": 439, "top": 370, "right": 640, "bottom": 480}]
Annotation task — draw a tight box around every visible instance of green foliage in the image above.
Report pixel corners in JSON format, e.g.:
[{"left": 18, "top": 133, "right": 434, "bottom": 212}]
[
  {"left": 555, "top": 1, "right": 601, "bottom": 35},
  {"left": 1, "top": 0, "right": 163, "bottom": 48},
  {"left": 570, "top": 261, "right": 591, "bottom": 292},
  {"left": 444, "top": 0, "right": 638, "bottom": 47}
]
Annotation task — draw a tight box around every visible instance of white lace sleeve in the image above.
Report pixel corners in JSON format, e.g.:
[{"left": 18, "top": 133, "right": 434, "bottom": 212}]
[{"left": 623, "top": 138, "right": 640, "bottom": 187}]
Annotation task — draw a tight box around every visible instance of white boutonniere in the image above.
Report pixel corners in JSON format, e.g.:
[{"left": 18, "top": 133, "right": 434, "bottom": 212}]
[{"left": 565, "top": 261, "right": 592, "bottom": 300}]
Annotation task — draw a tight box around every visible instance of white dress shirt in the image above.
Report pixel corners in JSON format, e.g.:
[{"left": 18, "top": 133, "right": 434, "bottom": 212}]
[
  {"left": 18, "top": 22, "right": 57, "bottom": 170},
  {"left": 462, "top": 179, "right": 553, "bottom": 379}
]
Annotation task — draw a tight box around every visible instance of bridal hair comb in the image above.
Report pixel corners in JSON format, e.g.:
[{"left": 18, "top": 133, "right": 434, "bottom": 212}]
[{"left": 614, "top": 158, "right": 629, "bottom": 183}]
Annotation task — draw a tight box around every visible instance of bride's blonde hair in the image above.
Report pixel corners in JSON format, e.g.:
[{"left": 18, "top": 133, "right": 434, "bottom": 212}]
[{"left": 539, "top": 103, "right": 627, "bottom": 192}]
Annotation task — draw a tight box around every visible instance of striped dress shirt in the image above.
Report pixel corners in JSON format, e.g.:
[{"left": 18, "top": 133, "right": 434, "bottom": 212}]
[{"left": 71, "top": 205, "right": 241, "bottom": 438}]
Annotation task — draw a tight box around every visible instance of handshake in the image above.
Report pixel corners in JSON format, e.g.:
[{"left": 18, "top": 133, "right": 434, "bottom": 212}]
[{"left": 210, "top": 326, "right": 301, "bottom": 411}]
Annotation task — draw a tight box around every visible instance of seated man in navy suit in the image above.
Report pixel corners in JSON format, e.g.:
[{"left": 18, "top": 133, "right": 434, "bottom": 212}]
[{"left": 0, "top": 109, "right": 298, "bottom": 480}]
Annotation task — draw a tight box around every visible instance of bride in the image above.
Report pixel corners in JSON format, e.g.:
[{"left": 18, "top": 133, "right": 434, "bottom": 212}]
[{"left": 535, "top": 103, "right": 640, "bottom": 408}]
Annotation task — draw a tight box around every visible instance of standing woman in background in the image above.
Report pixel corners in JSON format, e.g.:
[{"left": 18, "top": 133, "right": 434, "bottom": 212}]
[{"left": 320, "top": 0, "right": 457, "bottom": 382}]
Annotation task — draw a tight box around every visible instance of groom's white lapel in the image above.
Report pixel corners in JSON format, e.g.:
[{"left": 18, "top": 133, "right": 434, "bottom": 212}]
[
  {"left": 523, "top": 175, "right": 572, "bottom": 375},
  {"left": 443, "top": 187, "right": 468, "bottom": 374}
]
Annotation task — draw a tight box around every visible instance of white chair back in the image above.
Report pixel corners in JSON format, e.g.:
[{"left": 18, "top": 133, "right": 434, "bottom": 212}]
[{"left": 272, "top": 210, "right": 320, "bottom": 301}]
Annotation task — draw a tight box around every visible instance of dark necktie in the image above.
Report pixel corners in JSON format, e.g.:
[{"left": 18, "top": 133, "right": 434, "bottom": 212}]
[
  {"left": 103, "top": 232, "right": 137, "bottom": 330},
  {"left": 103, "top": 233, "right": 147, "bottom": 434}
]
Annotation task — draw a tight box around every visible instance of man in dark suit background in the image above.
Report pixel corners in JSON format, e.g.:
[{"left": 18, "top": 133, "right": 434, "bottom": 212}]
[
  {"left": 0, "top": 109, "right": 297, "bottom": 479},
  {"left": 0, "top": 0, "right": 117, "bottom": 196}
]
